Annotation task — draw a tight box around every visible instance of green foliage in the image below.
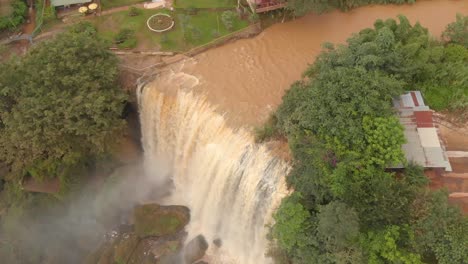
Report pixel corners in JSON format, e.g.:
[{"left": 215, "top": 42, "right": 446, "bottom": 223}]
[
  {"left": 0, "top": 24, "right": 127, "bottom": 182},
  {"left": 272, "top": 193, "right": 312, "bottom": 253},
  {"left": 128, "top": 6, "right": 142, "bottom": 17},
  {"left": 0, "top": 0, "right": 27, "bottom": 31},
  {"left": 286, "top": 0, "right": 416, "bottom": 16},
  {"left": 69, "top": 21, "right": 97, "bottom": 35},
  {"left": 362, "top": 116, "right": 406, "bottom": 167},
  {"left": 271, "top": 15, "right": 468, "bottom": 264},
  {"left": 114, "top": 28, "right": 137, "bottom": 49},
  {"left": 221, "top": 10, "right": 237, "bottom": 31},
  {"left": 286, "top": 129, "right": 334, "bottom": 205},
  {"left": 412, "top": 190, "right": 468, "bottom": 264},
  {"left": 419, "top": 44, "right": 468, "bottom": 115},
  {"left": 360, "top": 225, "right": 422, "bottom": 264},
  {"left": 254, "top": 114, "right": 280, "bottom": 143},
  {"left": 442, "top": 13, "right": 468, "bottom": 48},
  {"left": 249, "top": 11, "right": 260, "bottom": 23},
  {"left": 36, "top": 0, "right": 56, "bottom": 25},
  {"left": 317, "top": 201, "right": 360, "bottom": 252}
]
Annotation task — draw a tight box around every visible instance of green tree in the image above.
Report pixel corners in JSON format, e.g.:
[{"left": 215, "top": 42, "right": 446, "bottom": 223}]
[
  {"left": 360, "top": 225, "right": 422, "bottom": 264},
  {"left": 270, "top": 15, "right": 468, "bottom": 264},
  {"left": 272, "top": 192, "right": 313, "bottom": 253},
  {"left": 317, "top": 201, "right": 359, "bottom": 251},
  {"left": 0, "top": 22, "right": 127, "bottom": 182},
  {"left": 362, "top": 116, "right": 406, "bottom": 167},
  {"left": 442, "top": 13, "right": 468, "bottom": 48},
  {"left": 412, "top": 190, "right": 468, "bottom": 264}
]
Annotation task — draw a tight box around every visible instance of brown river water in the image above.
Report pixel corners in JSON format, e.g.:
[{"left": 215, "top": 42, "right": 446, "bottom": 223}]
[{"left": 163, "top": 0, "right": 468, "bottom": 127}]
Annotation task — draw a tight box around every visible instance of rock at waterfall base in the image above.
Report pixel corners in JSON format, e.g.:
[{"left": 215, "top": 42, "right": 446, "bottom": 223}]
[
  {"left": 134, "top": 203, "right": 190, "bottom": 238},
  {"left": 184, "top": 235, "right": 209, "bottom": 263}
]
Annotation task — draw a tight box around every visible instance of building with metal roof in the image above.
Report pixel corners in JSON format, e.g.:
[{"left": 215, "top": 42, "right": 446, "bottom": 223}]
[{"left": 392, "top": 91, "right": 452, "bottom": 171}]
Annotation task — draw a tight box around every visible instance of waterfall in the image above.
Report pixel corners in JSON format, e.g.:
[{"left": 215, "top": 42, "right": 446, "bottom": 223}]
[{"left": 138, "top": 77, "right": 289, "bottom": 263}]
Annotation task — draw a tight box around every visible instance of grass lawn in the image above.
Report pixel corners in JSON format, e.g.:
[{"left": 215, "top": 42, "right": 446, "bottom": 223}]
[
  {"left": 91, "top": 8, "right": 249, "bottom": 51},
  {"left": 175, "top": 0, "right": 237, "bottom": 8},
  {"left": 100, "top": 0, "right": 146, "bottom": 10}
]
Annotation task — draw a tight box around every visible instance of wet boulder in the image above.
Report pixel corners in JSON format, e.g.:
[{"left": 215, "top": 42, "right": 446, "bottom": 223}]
[{"left": 184, "top": 235, "right": 208, "bottom": 264}]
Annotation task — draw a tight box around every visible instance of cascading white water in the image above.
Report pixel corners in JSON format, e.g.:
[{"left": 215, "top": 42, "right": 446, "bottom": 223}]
[{"left": 138, "top": 73, "right": 289, "bottom": 263}]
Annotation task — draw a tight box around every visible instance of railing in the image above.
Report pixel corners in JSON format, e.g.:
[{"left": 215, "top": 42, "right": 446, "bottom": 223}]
[{"left": 255, "top": 1, "right": 286, "bottom": 13}]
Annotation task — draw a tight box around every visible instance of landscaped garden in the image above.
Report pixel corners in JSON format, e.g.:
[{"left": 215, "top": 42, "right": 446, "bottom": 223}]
[{"left": 91, "top": 7, "right": 250, "bottom": 51}]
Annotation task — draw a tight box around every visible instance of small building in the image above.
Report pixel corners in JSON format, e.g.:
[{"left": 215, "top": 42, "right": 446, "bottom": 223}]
[
  {"left": 392, "top": 91, "right": 452, "bottom": 171},
  {"left": 247, "top": 0, "right": 287, "bottom": 13}
]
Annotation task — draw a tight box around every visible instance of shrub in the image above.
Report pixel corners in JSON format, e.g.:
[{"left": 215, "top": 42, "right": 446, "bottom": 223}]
[
  {"left": 249, "top": 12, "right": 259, "bottom": 23},
  {"left": 36, "top": 0, "right": 56, "bottom": 25},
  {"left": 114, "top": 28, "right": 137, "bottom": 49},
  {"left": 221, "top": 10, "right": 237, "bottom": 31},
  {"left": 128, "top": 6, "right": 141, "bottom": 17},
  {"left": 442, "top": 13, "right": 468, "bottom": 48},
  {"left": 68, "top": 21, "right": 97, "bottom": 35}
]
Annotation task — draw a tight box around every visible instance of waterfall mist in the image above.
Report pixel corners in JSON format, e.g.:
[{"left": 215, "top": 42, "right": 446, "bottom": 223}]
[{"left": 139, "top": 80, "right": 289, "bottom": 263}]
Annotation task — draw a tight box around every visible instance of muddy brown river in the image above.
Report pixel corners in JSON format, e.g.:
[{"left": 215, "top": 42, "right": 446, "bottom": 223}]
[{"left": 162, "top": 0, "right": 468, "bottom": 127}]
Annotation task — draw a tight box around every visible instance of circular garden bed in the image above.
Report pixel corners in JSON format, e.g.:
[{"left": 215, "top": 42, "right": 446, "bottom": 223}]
[{"left": 147, "top": 13, "right": 175, "bottom": 33}]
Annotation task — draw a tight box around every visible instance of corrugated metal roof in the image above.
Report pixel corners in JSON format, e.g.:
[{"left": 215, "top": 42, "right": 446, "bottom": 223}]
[
  {"left": 418, "top": 128, "right": 441, "bottom": 148},
  {"left": 415, "top": 111, "right": 434, "bottom": 128},
  {"left": 401, "top": 93, "right": 415, "bottom": 108},
  {"left": 392, "top": 91, "right": 452, "bottom": 171},
  {"left": 51, "top": 0, "right": 91, "bottom": 7}
]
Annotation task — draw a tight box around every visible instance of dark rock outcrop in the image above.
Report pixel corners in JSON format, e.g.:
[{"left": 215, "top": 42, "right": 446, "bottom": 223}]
[{"left": 184, "top": 235, "right": 208, "bottom": 264}]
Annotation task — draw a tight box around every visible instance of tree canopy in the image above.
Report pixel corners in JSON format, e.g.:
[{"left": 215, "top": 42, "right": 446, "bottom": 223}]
[
  {"left": 0, "top": 22, "right": 127, "bottom": 183},
  {"left": 268, "top": 15, "right": 468, "bottom": 264},
  {"left": 286, "top": 0, "right": 416, "bottom": 16},
  {"left": 442, "top": 13, "right": 468, "bottom": 48}
]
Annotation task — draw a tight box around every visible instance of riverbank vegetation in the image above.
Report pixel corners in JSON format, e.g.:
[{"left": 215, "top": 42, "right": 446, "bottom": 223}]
[
  {"left": 265, "top": 15, "right": 468, "bottom": 264},
  {"left": 286, "top": 0, "right": 417, "bottom": 15},
  {"left": 0, "top": 22, "right": 128, "bottom": 263}
]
